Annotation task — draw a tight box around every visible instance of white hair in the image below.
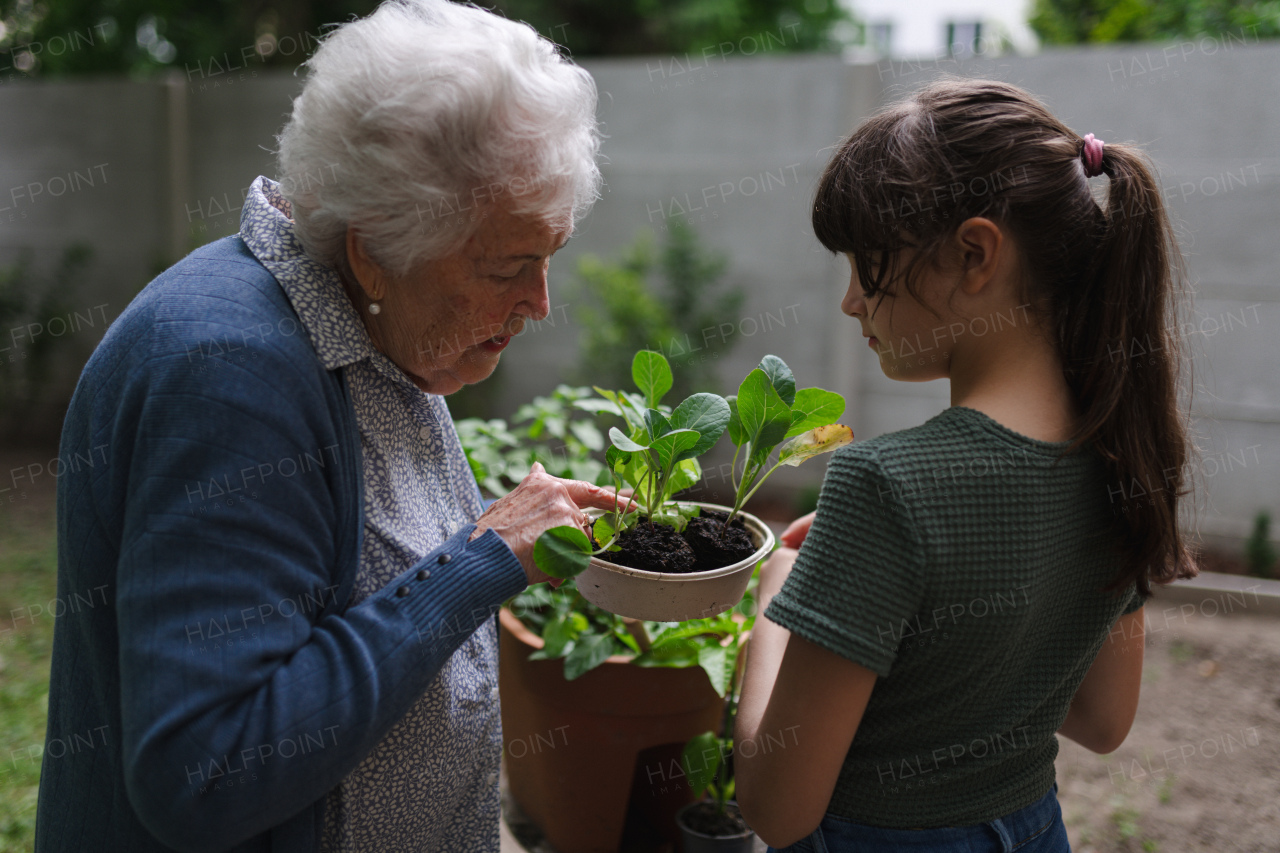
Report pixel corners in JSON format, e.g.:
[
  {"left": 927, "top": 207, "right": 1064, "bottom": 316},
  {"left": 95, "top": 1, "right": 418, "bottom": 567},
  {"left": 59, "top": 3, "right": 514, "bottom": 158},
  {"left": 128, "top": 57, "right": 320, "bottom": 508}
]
[{"left": 276, "top": 0, "right": 601, "bottom": 278}]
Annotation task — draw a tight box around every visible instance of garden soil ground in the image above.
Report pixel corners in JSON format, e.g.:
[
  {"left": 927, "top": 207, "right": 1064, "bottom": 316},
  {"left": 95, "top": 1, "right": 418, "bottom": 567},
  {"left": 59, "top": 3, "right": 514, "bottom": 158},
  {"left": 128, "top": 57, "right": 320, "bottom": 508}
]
[{"left": 1054, "top": 602, "right": 1280, "bottom": 852}]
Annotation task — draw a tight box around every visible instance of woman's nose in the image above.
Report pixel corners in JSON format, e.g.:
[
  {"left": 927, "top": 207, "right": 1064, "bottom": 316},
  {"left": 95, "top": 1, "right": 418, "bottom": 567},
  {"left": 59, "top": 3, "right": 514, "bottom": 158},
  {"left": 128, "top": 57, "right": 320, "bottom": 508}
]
[{"left": 518, "top": 261, "right": 551, "bottom": 321}]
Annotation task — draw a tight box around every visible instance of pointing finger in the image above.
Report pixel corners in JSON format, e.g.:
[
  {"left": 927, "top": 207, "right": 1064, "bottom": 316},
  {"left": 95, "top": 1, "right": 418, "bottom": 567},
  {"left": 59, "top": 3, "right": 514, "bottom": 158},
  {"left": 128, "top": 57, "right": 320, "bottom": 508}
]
[{"left": 559, "top": 478, "right": 630, "bottom": 512}]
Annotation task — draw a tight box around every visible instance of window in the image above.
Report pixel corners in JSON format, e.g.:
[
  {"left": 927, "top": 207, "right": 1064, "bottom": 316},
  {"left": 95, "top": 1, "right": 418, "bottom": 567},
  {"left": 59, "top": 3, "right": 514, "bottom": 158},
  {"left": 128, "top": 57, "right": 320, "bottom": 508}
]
[
  {"left": 946, "top": 20, "right": 982, "bottom": 58},
  {"left": 868, "top": 21, "right": 893, "bottom": 54}
]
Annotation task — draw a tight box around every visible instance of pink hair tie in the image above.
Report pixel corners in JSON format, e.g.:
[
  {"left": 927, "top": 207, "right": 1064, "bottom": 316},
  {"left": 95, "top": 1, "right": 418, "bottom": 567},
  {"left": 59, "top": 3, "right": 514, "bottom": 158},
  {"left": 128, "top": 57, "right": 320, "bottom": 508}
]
[{"left": 1081, "top": 133, "right": 1105, "bottom": 177}]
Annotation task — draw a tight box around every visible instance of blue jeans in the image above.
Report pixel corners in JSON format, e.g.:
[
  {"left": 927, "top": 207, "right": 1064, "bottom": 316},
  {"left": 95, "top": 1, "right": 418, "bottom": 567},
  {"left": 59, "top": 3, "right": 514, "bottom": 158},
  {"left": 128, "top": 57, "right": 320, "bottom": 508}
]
[{"left": 767, "top": 783, "right": 1070, "bottom": 853}]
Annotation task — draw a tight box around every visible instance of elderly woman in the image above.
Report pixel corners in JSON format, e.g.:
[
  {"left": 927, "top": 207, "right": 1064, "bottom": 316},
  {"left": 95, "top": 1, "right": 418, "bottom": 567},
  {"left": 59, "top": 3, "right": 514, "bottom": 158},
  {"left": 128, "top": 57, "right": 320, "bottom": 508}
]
[{"left": 34, "top": 2, "right": 613, "bottom": 851}]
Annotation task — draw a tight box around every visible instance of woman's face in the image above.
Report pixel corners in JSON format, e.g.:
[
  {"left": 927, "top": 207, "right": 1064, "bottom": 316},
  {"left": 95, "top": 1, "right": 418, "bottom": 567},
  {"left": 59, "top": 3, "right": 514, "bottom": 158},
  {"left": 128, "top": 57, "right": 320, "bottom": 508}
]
[
  {"left": 353, "top": 205, "right": 569, "bottom": 395},
  {"left": 841, "top": 251, "right": 953, "bottom": 382}
]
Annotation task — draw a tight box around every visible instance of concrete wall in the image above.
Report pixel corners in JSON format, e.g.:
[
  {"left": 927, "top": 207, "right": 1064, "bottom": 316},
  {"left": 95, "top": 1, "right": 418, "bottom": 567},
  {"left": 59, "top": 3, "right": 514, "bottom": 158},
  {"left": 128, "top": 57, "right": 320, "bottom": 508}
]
[{"left": 0, "top": 39, "right": 1276, "bottom": 542}]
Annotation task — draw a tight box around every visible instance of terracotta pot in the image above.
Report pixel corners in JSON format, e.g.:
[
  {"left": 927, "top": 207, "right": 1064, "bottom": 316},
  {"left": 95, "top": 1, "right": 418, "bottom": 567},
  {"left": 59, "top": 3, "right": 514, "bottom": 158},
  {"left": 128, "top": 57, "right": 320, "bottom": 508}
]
[
  {"left": 675, "top": 800, "right": 756, "bottom": 853},
  {"left": 579, "top": 502, "right": 775, "bottom": 621},
  {"left": 499, "top": 606, "right": 725, "bottom": 853}
]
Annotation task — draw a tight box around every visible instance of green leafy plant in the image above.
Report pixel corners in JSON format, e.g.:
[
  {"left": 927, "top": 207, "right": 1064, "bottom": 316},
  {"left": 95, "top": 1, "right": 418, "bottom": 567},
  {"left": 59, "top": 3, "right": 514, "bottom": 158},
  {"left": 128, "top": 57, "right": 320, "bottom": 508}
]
[
  {"left": 1244, "top": 510, "right": 1277, "bottom": 579},
  {"left": 506, "top": 574, "right": 755, "bottom": 685},
  {"left": 722, "top": 354, "right": 854, "bottom": 529},
  {"left": 571, "top": 220, "right": 745, "bottom": 401},
  {"left": 0, "top": 243, "right": 95, "bottom": 440},
  {"left": 680, "top": 630, "right": 748, "bottom": 817},
  {"left": 533, "top": 349, "right": 731, "bottom": 577},
  {"left": 533, "top": 350, "right": 853, "bottom": 579},
  {"left": 455, "top": 384, "right": 608, "bottom": 498}
]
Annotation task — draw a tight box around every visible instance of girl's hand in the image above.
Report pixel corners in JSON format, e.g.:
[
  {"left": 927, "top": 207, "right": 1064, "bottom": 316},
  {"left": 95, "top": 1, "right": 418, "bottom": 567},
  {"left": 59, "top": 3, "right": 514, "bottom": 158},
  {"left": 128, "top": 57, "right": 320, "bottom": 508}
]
[
  {"left": 471, "top": 462, "right": 620, "bottom": 587},
  {"left": 780, "top": 511, "right": 816, "bottom": 549}
]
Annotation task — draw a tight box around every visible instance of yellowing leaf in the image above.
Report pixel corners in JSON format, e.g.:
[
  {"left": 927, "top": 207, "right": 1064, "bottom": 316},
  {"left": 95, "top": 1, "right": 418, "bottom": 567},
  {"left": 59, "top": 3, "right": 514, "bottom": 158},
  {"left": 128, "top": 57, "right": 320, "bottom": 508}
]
[{"left": 777, "top": 424, "right": 854, "bottom": 467}]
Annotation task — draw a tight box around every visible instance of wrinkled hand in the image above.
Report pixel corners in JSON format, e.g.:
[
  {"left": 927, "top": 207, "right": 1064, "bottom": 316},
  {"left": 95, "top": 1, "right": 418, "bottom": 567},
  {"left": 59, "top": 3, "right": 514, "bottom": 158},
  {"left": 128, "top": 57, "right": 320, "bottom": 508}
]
[
  {"left": 780, "top": 511, "right": 816, "bottom": 550},
  {"left": 471, "top": 462, "right": 623, "bottom": 587}
]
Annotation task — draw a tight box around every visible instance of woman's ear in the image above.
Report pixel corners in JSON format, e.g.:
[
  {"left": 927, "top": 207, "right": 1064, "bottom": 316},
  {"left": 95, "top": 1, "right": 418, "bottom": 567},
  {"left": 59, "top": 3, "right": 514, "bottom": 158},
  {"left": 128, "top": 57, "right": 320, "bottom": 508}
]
[
  {"left": 345, "top": 227, "right": 386, "bottom": 302},
  {"left": 953, "top": 217, "right": 1003, "bottom": 297}
]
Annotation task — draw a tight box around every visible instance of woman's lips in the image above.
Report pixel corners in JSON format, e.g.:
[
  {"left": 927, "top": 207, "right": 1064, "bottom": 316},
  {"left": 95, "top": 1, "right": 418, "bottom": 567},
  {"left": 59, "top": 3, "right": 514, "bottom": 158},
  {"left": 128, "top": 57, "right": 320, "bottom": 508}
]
[
  {"left": 480, "top": 334, "right": 511, "bottom": 353},
  {"left": 867, "top": 336, "right": 878, "bottom": 349}
]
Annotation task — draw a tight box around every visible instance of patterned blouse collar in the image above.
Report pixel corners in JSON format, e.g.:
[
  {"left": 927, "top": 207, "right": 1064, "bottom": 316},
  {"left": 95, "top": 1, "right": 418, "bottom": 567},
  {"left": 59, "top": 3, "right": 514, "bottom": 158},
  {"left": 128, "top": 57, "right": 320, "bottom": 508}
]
[{"left": 238, "top": 175, "right": 375, "bottom": 372}]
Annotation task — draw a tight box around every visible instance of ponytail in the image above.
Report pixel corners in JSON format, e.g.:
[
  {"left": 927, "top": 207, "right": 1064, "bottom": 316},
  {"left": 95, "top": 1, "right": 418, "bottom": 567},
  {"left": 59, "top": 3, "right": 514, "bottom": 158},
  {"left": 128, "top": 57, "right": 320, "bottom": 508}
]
[{"left": 1059, "top": 142, "right": 1198, "bottom": 596}]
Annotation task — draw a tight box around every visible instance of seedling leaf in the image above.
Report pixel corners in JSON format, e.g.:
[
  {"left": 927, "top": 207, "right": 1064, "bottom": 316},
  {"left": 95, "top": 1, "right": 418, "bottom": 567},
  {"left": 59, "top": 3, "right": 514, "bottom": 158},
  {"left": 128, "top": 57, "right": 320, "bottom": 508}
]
[
  {"left": 665, "top": 458, "right": 701, "bottom": 495},
  {"left": 565, "top": 632, "right": 624, "bottom": 680},
  {"left": 609, "top": 427, "right": 649, "bottom": 453},
  {"left": 786, "top": 388, "right": 846, "bottom": 439},
  {"left": 650, "top": 428, "right": 700, "bottom": 471},
  {"left": 632, "top": 638, "right": 700, "bottom": 668},
  {"left": 738, "top": 369, "right": 792, "bottom": 467},
  {"left": 632, "top": 350, "right": 673, "bottom": 408},
  {"left": 759, "top": 354, "right": 796, "bottom": 407},
  {"left": 669, "top": 393, "right": 731, "bottom": 458},
  {"left": 643, "top": 408, "right": 673, "bottom": 442},
  {"left": 726, "top": 395, "right": 744, "bottom": 446},
  {"left": 778, "top": 424, "right": 855, "bottom": 467},
  {"left": 532, "top": 526, "right": 593, "bottom": 578},
  {"left": 681, "top": 731, "right": 722, "bottom": 798},
  {"left": 697, "top": 643, "right": 732, "bottom": 697}
]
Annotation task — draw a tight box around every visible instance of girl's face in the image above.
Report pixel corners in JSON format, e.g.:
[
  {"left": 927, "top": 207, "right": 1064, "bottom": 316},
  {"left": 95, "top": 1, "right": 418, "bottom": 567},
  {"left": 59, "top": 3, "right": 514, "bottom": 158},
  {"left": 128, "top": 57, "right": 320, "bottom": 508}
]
[{"left": 841, "top": 251, "right": 954, "bottom": 382}]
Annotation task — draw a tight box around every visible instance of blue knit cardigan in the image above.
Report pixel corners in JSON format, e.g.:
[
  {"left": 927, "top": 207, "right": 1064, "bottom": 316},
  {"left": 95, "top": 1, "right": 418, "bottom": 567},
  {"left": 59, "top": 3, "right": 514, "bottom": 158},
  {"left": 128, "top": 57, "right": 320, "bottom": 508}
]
[{"left": 34, "top": 235, "right": 527, "bottom": 852}]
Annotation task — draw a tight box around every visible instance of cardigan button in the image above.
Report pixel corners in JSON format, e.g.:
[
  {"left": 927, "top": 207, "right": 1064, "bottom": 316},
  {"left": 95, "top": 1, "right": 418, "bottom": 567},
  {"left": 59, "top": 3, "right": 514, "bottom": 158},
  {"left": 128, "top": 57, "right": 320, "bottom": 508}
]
[
  {"left": 437, "top": 553, "right": 452, "bottom": 565},
  {"left": 416, "top": 569, "right": 430, "bottom": 581},
  {"left": 395, "top": 586, "right": 410, "bottom": 598}
]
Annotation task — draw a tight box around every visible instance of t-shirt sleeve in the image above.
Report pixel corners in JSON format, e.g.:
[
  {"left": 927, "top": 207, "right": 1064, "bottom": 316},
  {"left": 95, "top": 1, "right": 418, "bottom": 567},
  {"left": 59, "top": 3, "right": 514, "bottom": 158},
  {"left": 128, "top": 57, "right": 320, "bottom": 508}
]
[
  {"left": 764, "top": 444, "right": 926, "bottom": 678},
  {"left": 1121, "top": 584, "right": 1146, "bottom": 615}
]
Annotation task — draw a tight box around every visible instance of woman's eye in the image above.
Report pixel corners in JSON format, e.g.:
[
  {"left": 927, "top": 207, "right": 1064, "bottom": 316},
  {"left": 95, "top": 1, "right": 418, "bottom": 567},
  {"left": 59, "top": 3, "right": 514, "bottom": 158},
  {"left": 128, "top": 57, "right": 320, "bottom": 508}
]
[{"left": 491, "top": 267, "right": 522, "bottom": 280}]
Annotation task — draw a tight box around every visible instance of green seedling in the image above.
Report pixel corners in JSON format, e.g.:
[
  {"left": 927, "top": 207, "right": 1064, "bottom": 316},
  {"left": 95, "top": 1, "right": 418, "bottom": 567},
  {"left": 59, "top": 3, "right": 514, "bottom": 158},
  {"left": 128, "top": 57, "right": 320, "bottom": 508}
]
[{"left": 723, "top": 354, "right": 854, "bottom": 530}]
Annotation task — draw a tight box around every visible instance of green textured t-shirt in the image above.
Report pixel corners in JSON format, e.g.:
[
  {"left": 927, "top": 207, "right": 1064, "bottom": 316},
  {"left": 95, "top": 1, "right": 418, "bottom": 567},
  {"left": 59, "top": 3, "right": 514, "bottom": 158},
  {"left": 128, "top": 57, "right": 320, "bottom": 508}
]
[{"left": 764, "top": 405, "right": 1144, "bottom": 829}]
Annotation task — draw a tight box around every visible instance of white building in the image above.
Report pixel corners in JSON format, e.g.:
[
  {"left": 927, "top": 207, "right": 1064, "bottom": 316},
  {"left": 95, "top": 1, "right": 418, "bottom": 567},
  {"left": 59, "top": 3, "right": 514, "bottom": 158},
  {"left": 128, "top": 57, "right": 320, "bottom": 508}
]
[{"left": 840, "top": 0, "right": 1041, "bottom": 59}]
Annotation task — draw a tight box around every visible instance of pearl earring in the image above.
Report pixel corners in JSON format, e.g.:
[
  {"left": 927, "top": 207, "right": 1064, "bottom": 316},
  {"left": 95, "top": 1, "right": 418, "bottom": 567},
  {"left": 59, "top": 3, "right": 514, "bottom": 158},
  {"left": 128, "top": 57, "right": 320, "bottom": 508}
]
[{"left": 368, "top": 303, "right": 381, "bottom": 315}]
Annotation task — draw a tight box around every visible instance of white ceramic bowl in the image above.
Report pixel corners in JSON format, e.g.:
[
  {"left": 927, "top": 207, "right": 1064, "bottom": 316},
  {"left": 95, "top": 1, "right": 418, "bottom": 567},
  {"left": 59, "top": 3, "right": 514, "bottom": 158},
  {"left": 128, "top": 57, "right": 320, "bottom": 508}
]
[{"left": 577, "top": 502, "right": 775, "bottom": 621}]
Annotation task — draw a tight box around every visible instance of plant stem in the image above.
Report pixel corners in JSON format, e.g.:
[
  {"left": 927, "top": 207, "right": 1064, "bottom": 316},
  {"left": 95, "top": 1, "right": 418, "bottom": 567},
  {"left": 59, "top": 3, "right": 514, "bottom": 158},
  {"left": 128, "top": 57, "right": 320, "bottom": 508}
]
[
  {"left": 721, "top": 460, "right": 756, "bottom": 533},
  {"left": 620, "top": 617, "right": 652, "bottom": 651},
  {"left": 715, "top": 637, "right": 745, "bottom": 814},
  {"left": 736, "top": 459, "right": 783, "bottom": 511}
]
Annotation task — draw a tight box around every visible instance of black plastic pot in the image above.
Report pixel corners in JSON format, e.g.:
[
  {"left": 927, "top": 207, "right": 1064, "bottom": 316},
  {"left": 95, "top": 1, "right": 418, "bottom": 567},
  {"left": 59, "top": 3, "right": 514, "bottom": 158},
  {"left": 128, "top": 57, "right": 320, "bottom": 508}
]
[{"left": 675, "top": 799, "right": 756, "bottom": 853}]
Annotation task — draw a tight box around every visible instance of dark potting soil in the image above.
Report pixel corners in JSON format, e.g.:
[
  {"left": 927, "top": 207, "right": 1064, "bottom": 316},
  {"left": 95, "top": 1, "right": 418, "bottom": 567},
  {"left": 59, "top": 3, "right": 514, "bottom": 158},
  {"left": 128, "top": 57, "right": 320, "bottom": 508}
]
[
  {"left": 591, "top": 508, "right": 756, "bottom": 574},
  {"left": 598, "top": 521, "right": 697, "bottom": 572},
  {"left": 679, "top": 800, "right": 751, "bottom": 837},
  {"left": 683, "top": 509, "right": 757, "bottom": 572}
]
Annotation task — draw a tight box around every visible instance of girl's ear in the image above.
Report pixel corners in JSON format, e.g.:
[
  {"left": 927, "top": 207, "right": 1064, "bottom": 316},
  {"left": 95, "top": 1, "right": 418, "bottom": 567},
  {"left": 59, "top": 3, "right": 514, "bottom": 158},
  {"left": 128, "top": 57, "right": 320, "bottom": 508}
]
[{"left": 953, "top": 217, "right": 1004, "bottom": 296}]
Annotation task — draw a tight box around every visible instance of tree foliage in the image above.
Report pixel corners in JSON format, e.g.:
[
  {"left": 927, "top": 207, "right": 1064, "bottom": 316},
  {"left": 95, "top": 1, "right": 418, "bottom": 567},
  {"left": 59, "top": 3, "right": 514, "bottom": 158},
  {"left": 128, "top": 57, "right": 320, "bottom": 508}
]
[
  {"left": 0, "top": 0, "right": 375, "bottom": 78},
  {"left": 570, "top": 220, "right": 745, "bottom": 399},
  {"left": 0, "top": 0, "right": 847, "bottom": 80},
  {"left": 1029, "top": 0, "right": 1280, "bottom": 45},
  {"left": 484, "top": 0, "right": 848, "bottom": 56}
]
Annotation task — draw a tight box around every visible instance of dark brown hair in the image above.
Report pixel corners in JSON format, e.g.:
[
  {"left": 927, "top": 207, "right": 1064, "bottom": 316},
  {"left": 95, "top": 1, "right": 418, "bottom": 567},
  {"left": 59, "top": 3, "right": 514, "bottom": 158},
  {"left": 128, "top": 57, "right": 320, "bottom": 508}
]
[{"left": 813, "top": 77, "right": 1197, "bottom": 597}]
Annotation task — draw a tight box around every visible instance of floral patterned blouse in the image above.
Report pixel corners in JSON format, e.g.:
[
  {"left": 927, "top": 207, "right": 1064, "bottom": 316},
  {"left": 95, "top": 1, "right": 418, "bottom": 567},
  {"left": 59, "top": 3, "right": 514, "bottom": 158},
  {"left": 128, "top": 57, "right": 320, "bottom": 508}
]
[{"left": 239, "top": 176, "right": 504, "bottom": 853}]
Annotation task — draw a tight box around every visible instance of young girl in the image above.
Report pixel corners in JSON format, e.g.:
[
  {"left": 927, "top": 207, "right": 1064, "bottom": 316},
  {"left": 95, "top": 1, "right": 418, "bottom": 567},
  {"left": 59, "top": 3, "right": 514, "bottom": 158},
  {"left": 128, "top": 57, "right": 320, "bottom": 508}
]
[{"left": 732, "top": 78, "right": 1197, "bottom": 852}]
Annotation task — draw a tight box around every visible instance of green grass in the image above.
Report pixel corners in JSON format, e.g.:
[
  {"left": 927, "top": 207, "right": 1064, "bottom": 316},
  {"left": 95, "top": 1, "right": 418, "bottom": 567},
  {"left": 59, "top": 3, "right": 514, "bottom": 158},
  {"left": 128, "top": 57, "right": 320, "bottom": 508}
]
[
  {"left": 1156, "top": 773, "right": 1176, "bottom": 804},
  {"left": 0, "top": 493, "right": 59, "bottom": 853},
  {"left": 1110, "top": 796, "right": 1141, "bottom": 841},
  {"left": 1168, "top": 639, "right": 1196, "bottom": 665}
]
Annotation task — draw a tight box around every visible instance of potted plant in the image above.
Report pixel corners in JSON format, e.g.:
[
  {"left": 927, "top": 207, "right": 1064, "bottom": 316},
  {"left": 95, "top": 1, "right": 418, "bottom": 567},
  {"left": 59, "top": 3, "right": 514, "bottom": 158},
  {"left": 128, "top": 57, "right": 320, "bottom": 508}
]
[
  {"left": 497, "top": 582, "right": 753, "bottom": 853},
  {"left": 458, "top": 355, "right": 850, "bottom": 851},
  {"left": 534, "top": 350, "right": 853, "bottom": 622},
  {"left": 672, "top": 607, "right": 755, "bottom": 852},
  {"left": 460, "top": 391, "right": 753, "bottom": 853}
]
